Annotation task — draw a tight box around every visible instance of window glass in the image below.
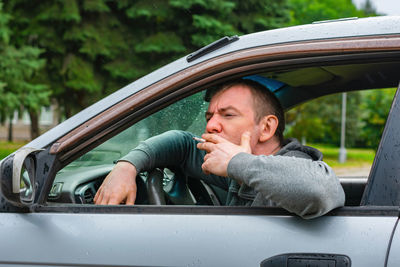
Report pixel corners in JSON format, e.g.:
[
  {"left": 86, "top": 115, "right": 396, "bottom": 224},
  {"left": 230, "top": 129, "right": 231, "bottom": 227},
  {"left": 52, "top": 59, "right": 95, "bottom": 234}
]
[
  {"left": 50, "top": 92, "right": 207, "bottom": 203},
  {"left": 65, "top": 91, "right": 207, "bottom": 169}
]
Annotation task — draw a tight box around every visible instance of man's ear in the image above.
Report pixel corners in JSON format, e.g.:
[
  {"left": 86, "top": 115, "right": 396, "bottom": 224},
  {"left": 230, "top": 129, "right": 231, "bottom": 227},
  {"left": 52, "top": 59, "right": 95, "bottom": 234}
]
[{"left": 259, "top": 115, "right": 279, "bottom": 143}]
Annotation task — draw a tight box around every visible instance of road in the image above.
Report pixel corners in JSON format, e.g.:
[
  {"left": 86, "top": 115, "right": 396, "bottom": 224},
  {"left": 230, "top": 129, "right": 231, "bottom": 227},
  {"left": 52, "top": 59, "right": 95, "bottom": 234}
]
[{"left": 333, "top": 165, "right": 371, "bottom": 177}]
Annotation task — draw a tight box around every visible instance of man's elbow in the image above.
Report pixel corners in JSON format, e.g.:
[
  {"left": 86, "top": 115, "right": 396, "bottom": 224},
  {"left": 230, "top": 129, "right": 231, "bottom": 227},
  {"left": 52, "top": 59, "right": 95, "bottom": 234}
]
[{"left": 300, "top": 186, "right": 346, "bottom": 219}]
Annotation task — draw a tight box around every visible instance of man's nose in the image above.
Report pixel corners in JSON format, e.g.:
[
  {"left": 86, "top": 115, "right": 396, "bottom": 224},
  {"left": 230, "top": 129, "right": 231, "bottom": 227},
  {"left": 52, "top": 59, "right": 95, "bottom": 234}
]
[{"left": 205, "top": 115, "right": 222, "bottom": 133}]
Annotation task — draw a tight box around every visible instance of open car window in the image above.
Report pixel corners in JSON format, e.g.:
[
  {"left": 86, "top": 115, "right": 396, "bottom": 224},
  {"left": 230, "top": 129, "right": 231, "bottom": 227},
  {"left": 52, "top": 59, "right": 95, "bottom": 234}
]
[
  {"left": 285, "top": 88, "right": 397, "bottom": 179},
  {"left": 48, "top": 80, "right": 398, "bottom": 207}
]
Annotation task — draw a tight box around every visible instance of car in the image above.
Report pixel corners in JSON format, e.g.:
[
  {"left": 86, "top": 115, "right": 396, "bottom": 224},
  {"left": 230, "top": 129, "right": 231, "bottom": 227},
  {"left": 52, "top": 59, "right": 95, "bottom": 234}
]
[{"left": 1, "top": 16, "right": 400, "bottom": 267}]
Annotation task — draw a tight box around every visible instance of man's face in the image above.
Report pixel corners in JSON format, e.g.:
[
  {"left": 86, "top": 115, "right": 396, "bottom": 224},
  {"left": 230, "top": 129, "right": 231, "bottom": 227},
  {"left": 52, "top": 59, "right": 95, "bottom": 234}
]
[{"left": 205, "top": 85, "right": 260, "bottom": 148}]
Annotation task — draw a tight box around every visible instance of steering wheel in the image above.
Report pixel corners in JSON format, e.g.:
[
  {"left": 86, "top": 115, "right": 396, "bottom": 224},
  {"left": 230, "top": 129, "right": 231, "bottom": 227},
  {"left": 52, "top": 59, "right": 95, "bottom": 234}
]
[
  {"left": 146, "top": 169, "right": 166, "bottom": 205},
  {"left": 144, "top": 168, "right": 222, "bottom": 206}
]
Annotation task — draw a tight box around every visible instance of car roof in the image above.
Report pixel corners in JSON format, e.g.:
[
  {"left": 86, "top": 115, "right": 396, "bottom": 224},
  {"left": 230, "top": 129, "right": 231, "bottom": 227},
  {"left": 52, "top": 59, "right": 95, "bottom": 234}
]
[{"left": 26, "top": 16, "right": 400, "bottom": 149}]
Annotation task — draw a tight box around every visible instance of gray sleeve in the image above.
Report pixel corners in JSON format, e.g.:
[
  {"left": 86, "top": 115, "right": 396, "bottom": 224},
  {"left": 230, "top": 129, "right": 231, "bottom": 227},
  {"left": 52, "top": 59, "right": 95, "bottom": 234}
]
[
  {"left": 119, "top": 130, "right": 200, "bottom": 172},
  {"left": 227, "top": 153, "right": 345, "bottom": 219},
  {"left": 119, "top": 130, "right": 230, "bottom": 189}
]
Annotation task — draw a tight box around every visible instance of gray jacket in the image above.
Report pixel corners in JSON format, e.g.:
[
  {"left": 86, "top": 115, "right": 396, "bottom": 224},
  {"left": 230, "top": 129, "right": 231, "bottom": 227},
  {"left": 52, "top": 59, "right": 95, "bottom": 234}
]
[{"left": 120, "top": 130, "right": 345, "bottom": 219}]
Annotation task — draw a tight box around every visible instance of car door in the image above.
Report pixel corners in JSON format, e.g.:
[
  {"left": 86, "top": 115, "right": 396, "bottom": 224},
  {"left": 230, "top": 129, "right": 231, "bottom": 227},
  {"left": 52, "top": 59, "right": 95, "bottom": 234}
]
[
  {"left": 0, "top": 208, "right": 397, "bottom": 267},
  {"left": 1, "top": 85, "right": 399, "bottom": 267}
]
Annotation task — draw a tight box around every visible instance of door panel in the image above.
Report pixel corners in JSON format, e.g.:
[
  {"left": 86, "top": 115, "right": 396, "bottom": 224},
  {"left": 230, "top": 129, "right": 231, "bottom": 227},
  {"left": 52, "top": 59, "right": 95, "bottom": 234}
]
[
  {"left": 0, "top": 212, "right": 396, "bottom": 267},
  {"left": 387, "top": 218, "right": 400, "bottom": 267}
]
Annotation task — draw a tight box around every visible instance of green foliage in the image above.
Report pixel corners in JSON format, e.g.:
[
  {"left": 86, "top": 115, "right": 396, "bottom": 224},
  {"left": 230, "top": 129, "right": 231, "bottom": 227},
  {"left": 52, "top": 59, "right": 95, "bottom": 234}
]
[
  {"left": 62, "top": 55, "right": 101, "bottom": 93},
  {"left": 191, "top": 15, "right": 238, "bottom": 46},
  {"left": 135, "top": 32, "right": 186, "bottom": 53},
  {"left": 286, "top": 89, "right": 396, "bottom": 149},
  {"left": 37, "top": 0, "right": 81, "bottom": 22},
  {"left": 288, "top": 0, "right": 374, "bottom": 25},
  {"left": 103, "top": 58, "right": 146, "bottom": 80},
  {"left": 284, "top": 0, "right": 384, "bottom": 149},
  {"left": 3, "top": 0, "right": 290, "bottom": 121},
  {"left": 359, "top": 88, "right": 396, "bottom": 149},
  {"left": 83, "top": 0, "right": 111, "bottom": 12},
  {"left": 125, "top": 0, "right": 170, "bottom": 19},
  {"left": 0, "top": 0, "right": 49, "bottom": 139},
  {"left": 0, "top": 2, "right": 10, "bottom": 43},
  {"left": 3, "top": 0, "right": 384, "bottom": 147},
  {"left": 285, "top": 100, "right": 327, "bottom": 142},
  {"left": 234, "top": 0, "right": 290, "bottom": 31},
  {"left": 170, "top": 0, "right": 236, "bottom": 12},
  {"left": 0, "top": 44, "right": 49, "bottom": 119}
]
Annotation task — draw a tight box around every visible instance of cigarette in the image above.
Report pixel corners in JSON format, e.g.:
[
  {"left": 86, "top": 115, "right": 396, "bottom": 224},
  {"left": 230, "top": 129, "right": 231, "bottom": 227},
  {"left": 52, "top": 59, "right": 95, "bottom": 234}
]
[{"left": 193, "top": 137, "right": 206, "bottom": 143}]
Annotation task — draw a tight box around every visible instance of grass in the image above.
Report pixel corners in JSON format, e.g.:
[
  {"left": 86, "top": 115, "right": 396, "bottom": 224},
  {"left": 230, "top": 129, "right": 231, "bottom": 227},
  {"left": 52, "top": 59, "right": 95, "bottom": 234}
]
[
  {"left": 0, "top": 141, "right": 27, "bottom": 160},
  {"left": 311, "top": 144, "right": 375, "bottom": 167}
]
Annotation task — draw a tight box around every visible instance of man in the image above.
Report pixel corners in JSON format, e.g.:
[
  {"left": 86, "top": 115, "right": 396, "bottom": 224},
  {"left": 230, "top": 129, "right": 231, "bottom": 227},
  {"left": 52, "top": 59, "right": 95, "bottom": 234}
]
[{"left": 94, "top": 79, "right": 345, "bottom": 219}]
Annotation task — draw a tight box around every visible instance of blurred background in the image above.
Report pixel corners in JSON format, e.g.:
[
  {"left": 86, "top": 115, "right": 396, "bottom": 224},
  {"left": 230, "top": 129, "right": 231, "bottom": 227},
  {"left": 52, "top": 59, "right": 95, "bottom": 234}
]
[{"left": 0, "top": 0, "right": 399, "bottom": 174}]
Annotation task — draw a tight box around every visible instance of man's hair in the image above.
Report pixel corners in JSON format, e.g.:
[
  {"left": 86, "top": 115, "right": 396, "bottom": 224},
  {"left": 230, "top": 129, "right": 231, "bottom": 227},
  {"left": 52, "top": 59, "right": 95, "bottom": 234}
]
[{"left": 205, "top": 79, "right": 285, "bottom": 144}]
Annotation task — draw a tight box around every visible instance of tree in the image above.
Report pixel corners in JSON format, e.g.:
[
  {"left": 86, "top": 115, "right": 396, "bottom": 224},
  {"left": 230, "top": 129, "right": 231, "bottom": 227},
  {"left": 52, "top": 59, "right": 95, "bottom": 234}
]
[
  {"left": 358, "top": 88, "right": 396, "bottom": 149},
  {"left": 117, "top": 0, "right": 291, "bottom": 132},
  {"left": 0, "top": 1, "right": 13, "bottom": 140},
  {"left": 4, "top": 0, "right": 291, "bottom": 126},
  {"left": 288, "top": 0, "right": 366, "bottom": 25},
  {"left": 286, "top": 92, "right": 363, "bottom": 147},
  {"left": 5, "top": 0, "right": 119, "bottom": 119},
  {"left": 360, "top": 0, "right": 379, "bottom": 16},
  {"left": 285, "top": 0, "right": 383, "bottom": 148},
  {"left": 0, "top": 0, "right": 48, "bottom": 140}
]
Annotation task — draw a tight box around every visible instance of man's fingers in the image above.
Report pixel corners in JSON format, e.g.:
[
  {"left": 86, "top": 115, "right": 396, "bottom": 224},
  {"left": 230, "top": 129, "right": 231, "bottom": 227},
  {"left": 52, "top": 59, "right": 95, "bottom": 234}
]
[
  {"left": 94, "top": 184, "right": 122, "bottom": 205},
  {"left": 240, "top": 131, "right": 252, "bottom": 152},
  {"left": 201, "top": 162, "right": 211, "bottom": 175},
  {"left": 197, "top": 141, "right": 216, "bottom": 152},
  {"left": 93, "top": 162, "right": 138, "bottom": 205},
  {"left": 97, "top": 193, "right": 109, "bottom": 205},
  {"left": 201, "top": 133, "right": 227, "bottom": 143},
  {"left": 94, "top": 186, "right": 108, "bottom": 204},
  {"left": 93, "top": 187, "right": 101, "bottom": 203},
  {"left": 108, "top": 195, "right": 124, "bottom": 205},
  {"left": 202, "top": 152, "right": 212, "bottom": 175},
  {"left": 94, "top": 191, "right": 103, "bottom": 204},
  {"left": 203, "top": 153, "right": 210, "bottom": 161},
  {"left": 125, "top": 192, "right": 136, "bottom": 205}
]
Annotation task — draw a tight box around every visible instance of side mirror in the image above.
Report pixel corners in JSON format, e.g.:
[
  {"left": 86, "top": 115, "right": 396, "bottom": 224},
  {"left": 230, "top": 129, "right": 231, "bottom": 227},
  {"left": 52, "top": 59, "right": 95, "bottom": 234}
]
[{"left": 0, "top": 147, "right": 43, "bottom": 207}]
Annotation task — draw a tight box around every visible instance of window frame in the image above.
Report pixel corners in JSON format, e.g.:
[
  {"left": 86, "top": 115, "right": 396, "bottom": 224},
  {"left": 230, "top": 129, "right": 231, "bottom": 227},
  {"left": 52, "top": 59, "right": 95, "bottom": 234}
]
[{"left": 31, "top": 35, "right": 400, "bottom": 211}]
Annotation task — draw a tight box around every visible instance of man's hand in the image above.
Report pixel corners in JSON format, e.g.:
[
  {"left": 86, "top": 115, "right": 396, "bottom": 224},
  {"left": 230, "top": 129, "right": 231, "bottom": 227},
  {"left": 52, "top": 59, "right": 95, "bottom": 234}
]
[
  {"left": 197, "top": 132, "right": 251, "bottom": 177},
  {"left": 94, "top": 161, "right": 137, "bottom": 205}
]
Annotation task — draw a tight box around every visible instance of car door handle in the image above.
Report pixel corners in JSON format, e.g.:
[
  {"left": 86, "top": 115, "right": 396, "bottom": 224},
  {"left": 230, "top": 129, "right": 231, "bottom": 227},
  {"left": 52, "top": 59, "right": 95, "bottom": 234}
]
[{"left": 261, "top": 253, "right": 351, "bottom": 267}]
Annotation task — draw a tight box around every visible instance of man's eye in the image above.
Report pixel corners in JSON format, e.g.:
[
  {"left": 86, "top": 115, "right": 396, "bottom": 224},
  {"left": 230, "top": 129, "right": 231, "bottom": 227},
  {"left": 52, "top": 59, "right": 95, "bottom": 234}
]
[{"left": 224, "top": 114, "right": 235, "bottom": 118}]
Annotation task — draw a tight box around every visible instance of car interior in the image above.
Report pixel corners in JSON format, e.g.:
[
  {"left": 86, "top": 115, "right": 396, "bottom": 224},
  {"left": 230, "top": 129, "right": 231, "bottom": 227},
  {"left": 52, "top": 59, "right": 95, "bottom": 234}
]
[{"left": 47, "top": 59, "right": 400, "bottom": 210}]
